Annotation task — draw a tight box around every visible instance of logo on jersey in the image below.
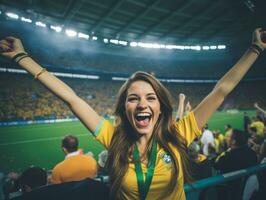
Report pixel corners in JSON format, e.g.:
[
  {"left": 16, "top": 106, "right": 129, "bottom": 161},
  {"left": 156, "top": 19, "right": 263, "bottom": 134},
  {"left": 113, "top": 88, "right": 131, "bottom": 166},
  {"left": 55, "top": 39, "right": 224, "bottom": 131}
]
[{"left": 159, "top": 152, "right": 172, "bottom": 167}]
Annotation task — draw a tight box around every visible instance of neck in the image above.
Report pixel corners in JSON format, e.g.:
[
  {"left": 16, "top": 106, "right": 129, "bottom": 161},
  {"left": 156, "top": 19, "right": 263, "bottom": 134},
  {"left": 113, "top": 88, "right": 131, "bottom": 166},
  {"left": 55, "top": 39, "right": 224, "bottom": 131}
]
[{"left": 136, "top": 133, "right": 153, "bottom": 157}]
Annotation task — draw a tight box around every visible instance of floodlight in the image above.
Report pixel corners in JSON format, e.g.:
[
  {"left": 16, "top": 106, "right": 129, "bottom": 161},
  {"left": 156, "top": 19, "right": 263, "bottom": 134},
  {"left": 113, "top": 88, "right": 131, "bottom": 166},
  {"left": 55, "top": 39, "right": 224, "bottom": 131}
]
[
  {"left": 202, "top": 46, "right": 210, "bottom": 50},
  {"left": 191, "top": 46, "right": 201, "bottom": 51},
  {"left": 78, "top": 32, "right": 89, "bottom": 40},
  {"left": 103, "top": 38, "right": 109, "bottom": 43},
  {"left": 118, "top": 40, "right": 127, "bottom": 46},
  {"left": 50, "top": 25, "right": 62, "bottom": 32},
  {"left": 21, "top": 17, "right": 32, "bottom": 23},
  {"left": 35, "top": 21, "right": 46, "bottom": 27},
  {"left": 92, "top": 36, "right": 98, "bottom": 40},
  {"left": 65, "top": 29, "right": 77, "bottom": 37},
  {"left": 130, "top": 42, "right": 137, "bottom": 47},
  {"left": 218, "top": 45, "right": 226, "bottom": 49},
  {"left": 110, "top": 39, "right": 119, "bottom": 44},
  {"left": 6, "top": 12, "right": 19, "bottom": 19}
]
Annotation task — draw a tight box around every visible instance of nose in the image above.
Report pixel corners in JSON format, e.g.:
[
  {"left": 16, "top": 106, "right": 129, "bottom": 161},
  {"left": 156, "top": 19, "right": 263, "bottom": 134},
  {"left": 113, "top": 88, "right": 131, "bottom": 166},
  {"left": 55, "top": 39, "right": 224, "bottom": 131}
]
[{"left": 137, "top": 98, "right": 147, "bottom": 110}]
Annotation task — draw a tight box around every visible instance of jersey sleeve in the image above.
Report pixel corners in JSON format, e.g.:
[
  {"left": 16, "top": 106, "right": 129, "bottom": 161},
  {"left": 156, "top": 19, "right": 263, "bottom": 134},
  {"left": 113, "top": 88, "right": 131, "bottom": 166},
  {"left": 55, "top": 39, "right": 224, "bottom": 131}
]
[
  {"left": 175, "top": 111, "right": 201, "bottom": 146},
  {"left": 94, "top": 118, "right": 114, "bottom": 149}
]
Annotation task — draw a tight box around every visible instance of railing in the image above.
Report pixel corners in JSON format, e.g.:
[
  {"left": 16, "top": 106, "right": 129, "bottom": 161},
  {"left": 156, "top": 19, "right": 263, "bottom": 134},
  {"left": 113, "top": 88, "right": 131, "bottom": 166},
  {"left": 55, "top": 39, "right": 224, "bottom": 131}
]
[{"left": 185, "top": 162, "right": 266, "bottom": 200}]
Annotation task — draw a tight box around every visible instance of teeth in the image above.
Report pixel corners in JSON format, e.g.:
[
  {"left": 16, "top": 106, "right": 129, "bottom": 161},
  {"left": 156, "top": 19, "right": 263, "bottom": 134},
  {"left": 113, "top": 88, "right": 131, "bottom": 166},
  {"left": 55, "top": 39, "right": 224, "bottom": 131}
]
[{"left": 136, "top": 113, "right": 151, "bottom": 117}]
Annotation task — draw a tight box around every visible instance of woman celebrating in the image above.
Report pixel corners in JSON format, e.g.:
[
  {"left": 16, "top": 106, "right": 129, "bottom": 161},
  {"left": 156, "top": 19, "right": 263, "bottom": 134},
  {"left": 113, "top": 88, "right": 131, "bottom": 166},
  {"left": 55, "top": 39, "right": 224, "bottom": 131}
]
[{"left": 0, "top": 28, "right": 265, "bottom": 199}]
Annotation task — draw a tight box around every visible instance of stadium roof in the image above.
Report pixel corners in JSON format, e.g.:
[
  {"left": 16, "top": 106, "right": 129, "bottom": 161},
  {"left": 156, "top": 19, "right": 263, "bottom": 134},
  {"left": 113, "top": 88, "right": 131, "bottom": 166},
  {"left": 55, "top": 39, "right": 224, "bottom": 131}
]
[{"left": 1, "top": 0, "right": 265, "bottom": 47}]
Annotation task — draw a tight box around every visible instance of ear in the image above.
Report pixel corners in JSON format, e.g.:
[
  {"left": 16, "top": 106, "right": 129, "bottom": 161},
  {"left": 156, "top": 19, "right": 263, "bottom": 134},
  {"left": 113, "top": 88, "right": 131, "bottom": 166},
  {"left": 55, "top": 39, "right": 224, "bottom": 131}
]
[{"left": 62, "top": 147, "right": 68, "bottom": 155}]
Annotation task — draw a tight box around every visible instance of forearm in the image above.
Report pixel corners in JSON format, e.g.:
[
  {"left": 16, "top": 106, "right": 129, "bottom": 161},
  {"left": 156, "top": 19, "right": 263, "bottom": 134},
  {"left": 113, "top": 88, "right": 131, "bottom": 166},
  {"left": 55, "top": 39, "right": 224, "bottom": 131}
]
[
  {"left": 213, "top": 48, "right": 258, "bottom": 97},
  {"left": 18, "top": 56, "right": 77, "bottom": 103}
]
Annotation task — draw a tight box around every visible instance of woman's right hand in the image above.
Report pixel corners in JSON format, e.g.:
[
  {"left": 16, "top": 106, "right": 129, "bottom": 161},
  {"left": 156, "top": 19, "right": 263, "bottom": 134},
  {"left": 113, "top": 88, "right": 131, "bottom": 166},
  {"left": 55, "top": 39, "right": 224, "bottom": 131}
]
[{"left": 0, "top": 37, "right": 26, "bottom": 59}]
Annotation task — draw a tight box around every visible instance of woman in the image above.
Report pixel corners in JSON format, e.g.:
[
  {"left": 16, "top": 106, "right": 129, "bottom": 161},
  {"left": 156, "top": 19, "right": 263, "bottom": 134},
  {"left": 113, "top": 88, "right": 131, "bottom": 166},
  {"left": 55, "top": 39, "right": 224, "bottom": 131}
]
[{"left": 0, "top": 28, "right": 265, "bottom": 199}]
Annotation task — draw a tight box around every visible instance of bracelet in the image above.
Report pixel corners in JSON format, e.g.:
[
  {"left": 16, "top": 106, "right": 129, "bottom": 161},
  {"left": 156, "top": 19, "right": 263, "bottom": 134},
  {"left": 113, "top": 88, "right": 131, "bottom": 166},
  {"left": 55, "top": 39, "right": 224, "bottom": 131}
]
[
  {"left": 34, "top": 68, "right": 47, "bottom": 80},
  {"left": 11, "top": 52, "right": 28, "bottom": 63},
  {"left": 16, "top": 55, "right": 29, "bottom": 64},
  {"left": 249, "top": 46, "right": 260, "bottom": 56},
  {"left": 251, "top": 44, "right": 263, "bottom": 55}
]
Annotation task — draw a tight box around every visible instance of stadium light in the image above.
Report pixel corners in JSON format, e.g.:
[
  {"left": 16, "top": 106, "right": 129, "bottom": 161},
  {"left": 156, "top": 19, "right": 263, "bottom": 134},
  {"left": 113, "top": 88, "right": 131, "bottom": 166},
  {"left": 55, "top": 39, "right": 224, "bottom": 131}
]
[
  {"left": 103, "top": 38, "right": 109, "bottom": 43},
  {"left": 118, "top": 40, "right": 127, "bottom": 46},
  {"left": 110, "top": 39, "right": 119, "bottom": 44},
  {"left": 35, "top": 21, "right": 46, "bottom": 28},
  {"left": 191, "top": 46, "right": 201, "bottom": 51},
  {"left": 65, "top": 29, "right": 77, "bottom": 37},
  {"left": 6, "top": 12, "right": 19, "bottom": 19},
  {"left": 92, "top": 36, "right": 98, "bottom": 41},
  {"left": 21, "top": 17, "right": 32, "bottom": 23},
  {"left": 50, "top": 25, "right": 62, "bottom": 32},
  {"left": 218, "top": 45, "right": 226, "bottom": 49},
  {"left": 78, "top": 32, "right": 89, "bottom": 40},
  {"left": 130, "top": 42, "right": 137, "bottom": 47},
  {"left": 202, "top": 46, "right": 210, "bottom": 50},
  {"left": 210, "top": 45, "right": 217, "bottom": 50}
]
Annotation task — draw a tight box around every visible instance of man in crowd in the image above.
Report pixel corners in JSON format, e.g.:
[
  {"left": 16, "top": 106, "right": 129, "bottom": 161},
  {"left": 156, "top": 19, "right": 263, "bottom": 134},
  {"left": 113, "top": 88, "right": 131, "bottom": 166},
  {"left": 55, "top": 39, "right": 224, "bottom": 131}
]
[
  {"left": 200, "top": 124, "right": 215, "bottom": 157},
  {"left": 51, "top": 135, "right": 97, "bottom": 184}
]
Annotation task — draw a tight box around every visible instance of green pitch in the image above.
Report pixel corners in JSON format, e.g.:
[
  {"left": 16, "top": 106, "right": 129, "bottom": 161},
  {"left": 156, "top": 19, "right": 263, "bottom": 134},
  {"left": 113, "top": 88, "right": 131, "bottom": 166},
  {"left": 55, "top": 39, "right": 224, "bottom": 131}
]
[{"left": 0, "top": 111, "right": 255, "bottom": 173}]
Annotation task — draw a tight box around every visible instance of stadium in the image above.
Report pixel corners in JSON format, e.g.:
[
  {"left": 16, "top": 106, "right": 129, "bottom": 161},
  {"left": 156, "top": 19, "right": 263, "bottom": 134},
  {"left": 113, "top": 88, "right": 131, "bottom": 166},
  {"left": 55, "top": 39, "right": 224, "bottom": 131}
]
[{"left": 0, "top": 0, "right": 266, "bottom": 199}]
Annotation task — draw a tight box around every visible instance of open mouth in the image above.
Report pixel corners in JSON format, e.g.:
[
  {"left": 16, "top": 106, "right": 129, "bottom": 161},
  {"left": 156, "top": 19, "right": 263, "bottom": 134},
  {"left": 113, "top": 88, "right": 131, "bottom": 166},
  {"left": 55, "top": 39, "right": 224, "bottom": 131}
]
[{"left": 135, "top": 112, "right": 152, "bottom": 128}]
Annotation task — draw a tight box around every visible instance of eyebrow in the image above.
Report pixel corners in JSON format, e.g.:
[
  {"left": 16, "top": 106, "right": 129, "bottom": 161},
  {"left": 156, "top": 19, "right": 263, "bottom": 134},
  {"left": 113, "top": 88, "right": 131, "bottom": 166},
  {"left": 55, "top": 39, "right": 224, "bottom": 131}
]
[{"left": 127, "top": 93, "right": 156, "bottom": 97}]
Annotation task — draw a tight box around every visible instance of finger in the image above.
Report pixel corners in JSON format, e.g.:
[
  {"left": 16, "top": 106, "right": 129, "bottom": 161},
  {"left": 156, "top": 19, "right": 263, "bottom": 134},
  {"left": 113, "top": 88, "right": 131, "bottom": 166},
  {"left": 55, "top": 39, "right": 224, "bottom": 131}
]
[
  {"left": 0, "top": 43, "right": 12, "bottom": 52},
  {"left": 0, "top": 39, "right": 12, "bottom": 47},
  {"left": 5, "top": 36, "right": 17, "bottom": 42}
]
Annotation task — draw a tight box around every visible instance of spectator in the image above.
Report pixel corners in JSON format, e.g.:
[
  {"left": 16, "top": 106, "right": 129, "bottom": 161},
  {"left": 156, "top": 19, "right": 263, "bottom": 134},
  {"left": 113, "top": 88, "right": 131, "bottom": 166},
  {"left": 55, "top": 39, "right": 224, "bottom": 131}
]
[
  {"left": 200, "top": 124, "right": 215, "bottom": 157},
  {"left": 19, "top": 166, "right": 47, "bottom": 193},
  {"left": 250, "top": 116, "right": 265, "bottom": 138},
  {"left": 243, "top": 112, "right": 251, "bottom": 133},
  {"left": 51, "top": 135, "right": 97, "bottom": 184},
  {"left": 214, "top": 129, "right": 257, "bottom": 173}
]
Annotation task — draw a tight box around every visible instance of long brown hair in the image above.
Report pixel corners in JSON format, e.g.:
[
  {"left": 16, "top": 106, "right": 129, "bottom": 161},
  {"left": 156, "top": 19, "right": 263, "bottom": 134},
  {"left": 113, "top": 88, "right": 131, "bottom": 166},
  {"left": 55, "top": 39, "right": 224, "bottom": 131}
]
[{"left": 106, "top": 71, "right": 192, "bottom": 199}]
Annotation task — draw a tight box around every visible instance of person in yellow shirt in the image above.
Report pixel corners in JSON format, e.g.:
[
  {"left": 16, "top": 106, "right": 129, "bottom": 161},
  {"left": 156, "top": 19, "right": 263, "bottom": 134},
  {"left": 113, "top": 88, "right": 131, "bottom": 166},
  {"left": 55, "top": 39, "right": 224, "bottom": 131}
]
[
  {"left": 51, "top": 135, "right": 97, "bottom": 184},
  {"left": 1, "top": 28, "right": 265, "bottom": 199},
  {"left": 250, "top": 116, "right": 265, "bottom": 138}
]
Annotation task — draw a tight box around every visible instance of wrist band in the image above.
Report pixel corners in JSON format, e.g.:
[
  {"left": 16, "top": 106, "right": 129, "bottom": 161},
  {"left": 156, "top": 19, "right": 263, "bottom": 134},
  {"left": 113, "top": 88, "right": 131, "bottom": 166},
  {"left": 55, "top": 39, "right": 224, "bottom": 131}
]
[
  {"left": 34, "top": 68, "right": 47, "bottom": 80},
  {"left": 251, "top": 44, "right": 263, "bottom": 55},
  {"left": 16, "top": 55, "right": 29, "bottom": 64},
  {"left": 249, "top": 47, "right": 260, "bottom": 56},
  {"left": 11, "top": 52, "right": 28, "bottom": 63}
]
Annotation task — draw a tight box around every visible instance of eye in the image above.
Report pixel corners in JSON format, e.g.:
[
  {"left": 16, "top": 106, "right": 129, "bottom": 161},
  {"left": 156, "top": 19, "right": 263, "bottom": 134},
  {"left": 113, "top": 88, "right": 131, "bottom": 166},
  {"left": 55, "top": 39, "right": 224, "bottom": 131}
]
[
  {"left": 127, "top": 97, "right": 138, "bottom": 102},
  {"left": 147, "top": 96, "right": 157, "bottom": 101}
]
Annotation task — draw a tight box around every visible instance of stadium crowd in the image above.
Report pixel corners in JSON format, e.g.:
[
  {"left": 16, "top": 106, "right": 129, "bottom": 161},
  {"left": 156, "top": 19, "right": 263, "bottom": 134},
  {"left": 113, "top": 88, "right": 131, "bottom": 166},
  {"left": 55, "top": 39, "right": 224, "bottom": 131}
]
[{"left": 0, "top": 73, "right": 266, "bottom": 122}]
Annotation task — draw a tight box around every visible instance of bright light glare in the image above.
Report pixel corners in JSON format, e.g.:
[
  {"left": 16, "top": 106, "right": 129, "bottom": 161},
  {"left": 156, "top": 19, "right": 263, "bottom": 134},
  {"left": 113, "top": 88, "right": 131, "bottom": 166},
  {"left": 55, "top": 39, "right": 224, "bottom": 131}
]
[
  {"left": 130, "top": 42, "right": 137, "bottom": 47},
  {"left": 21, "top": 17, "right": 32, "bottom": 23},
  {"left": 218, "top": 45, "right": 226, "bottom": 49},
  {"left": 78, "top": 32, "right": 89, "bottom": 40},
  {"left": 6, "top": 12, "right": 19, "bottom": 19},
  {"left": 110, "top": 39, "right": 118, "bottom": 44},
  {"left": 65, "top": 29, "right": 77, "bottom": 37},
  {"left": 50, "top": 25, "right": 62, "bottom": 32},
  {"left": 35, "top": 21, "right": 46, "bottom": 27},
  {"left": 210, "top": 45, "right": 217, "bottom": 50},
  {"left": 103, "top": 38, "right": 108, "bottom": 43},
  {"left": 118, "top": 40, "right": 127, "bottom": 46},
  {"left": 92, "top": 36, "right": 98, "bottom": 40},
  {"left": 202, "top": 46, "right": 210, "bottom": 50}
]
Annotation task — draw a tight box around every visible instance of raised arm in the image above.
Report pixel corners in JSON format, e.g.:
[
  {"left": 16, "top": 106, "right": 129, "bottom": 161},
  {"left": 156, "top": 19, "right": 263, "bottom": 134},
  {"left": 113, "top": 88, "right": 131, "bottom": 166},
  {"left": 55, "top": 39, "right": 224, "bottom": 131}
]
[
  {"left": 0, "top": 37, "right": 101, "bottom": 133},
  {"left": 176, "top": 93, "right": 186, "bottom": 120},
  {"left": 194, "top": 28, "right": 266, "bottom": 129},
  {"left": 254, "top": 102, "right": 266, "bottom": 115}
]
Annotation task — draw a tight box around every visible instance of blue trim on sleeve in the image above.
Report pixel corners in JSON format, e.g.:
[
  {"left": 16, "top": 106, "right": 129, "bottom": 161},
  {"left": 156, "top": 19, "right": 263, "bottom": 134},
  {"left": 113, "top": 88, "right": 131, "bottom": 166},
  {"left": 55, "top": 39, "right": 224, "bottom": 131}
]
[{"left": 94, "top": 119, "right": 104, "bottom": 136}]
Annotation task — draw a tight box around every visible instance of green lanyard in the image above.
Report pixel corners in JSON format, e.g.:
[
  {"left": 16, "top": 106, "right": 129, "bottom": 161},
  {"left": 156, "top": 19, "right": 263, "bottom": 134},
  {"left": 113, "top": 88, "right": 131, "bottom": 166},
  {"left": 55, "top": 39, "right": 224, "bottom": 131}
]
[{"left": 133, "top": 139, "right": 157, "bottom": 200}]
